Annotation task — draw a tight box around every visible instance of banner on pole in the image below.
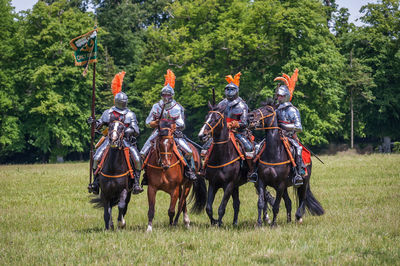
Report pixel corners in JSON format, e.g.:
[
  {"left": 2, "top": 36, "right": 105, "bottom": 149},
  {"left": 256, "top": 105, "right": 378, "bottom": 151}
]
[{"left": 70, "top": 29, "right": 98, "bottom": 67}]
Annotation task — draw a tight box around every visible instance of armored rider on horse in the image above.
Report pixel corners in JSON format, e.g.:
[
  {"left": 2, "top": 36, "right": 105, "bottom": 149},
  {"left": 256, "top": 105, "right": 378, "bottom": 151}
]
[
  {"left": 201, "top": 72, "right": 254, "bottom": 170},
  {"left": 140, "top": 69, "right": 197, "bottom": 183},
  {"left": 249, "top": 69, "right": 305, "bottom": 187},
  {"left": 88, "top": 71, "right": 144, "bottom": 194}
]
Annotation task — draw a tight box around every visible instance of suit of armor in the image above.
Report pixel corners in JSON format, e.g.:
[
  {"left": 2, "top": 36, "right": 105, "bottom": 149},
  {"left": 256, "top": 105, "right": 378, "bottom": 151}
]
[
  {"left": 140, "top": 99, "right": 193, "bottom": 158},
  {"left": 276, "top": 102, "right": 303, "bottom": 161},
  {"left": 217, "top": 97, "right": 253, "bottom": 154},
  {"left": 93, "top": 106, "right": 142, "bottom": 171}
]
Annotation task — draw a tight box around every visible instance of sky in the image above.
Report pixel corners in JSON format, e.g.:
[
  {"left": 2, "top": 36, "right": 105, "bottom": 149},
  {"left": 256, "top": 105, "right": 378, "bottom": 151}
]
[{"left": 11, "top": 0, "right": 378, "bottom": 26}]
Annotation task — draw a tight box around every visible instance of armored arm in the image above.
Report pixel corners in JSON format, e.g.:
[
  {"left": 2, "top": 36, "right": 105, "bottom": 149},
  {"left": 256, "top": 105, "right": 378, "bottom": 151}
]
[
  {"left": 238, "top": 102, "right": 249, "bottom": 129},
  {"left": 125, "top": 111, "right": 140, "bottom": 138},
  {"left": 145, "top": 104, "right": 160, "bottom": 128},
  {"left": 175, "top": 105, "right": 185, "bottom": 131},
  {"left": 280, "top": 107, "right": 302, "bottom": 133}
]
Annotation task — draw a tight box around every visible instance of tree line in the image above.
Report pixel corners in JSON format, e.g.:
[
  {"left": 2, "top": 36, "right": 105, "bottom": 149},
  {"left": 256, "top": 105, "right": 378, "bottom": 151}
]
[{"left": 0, "top": 0, "right": 399, "bottom": 163}]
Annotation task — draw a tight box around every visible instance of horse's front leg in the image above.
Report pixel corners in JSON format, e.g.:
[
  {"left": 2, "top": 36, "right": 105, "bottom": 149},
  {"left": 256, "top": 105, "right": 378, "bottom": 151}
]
[
  {"left": 147, "top": 185, "right": 157, "bottom": 232},
  {"left": 232, "top": 186, "right": 240, "bottom": 226},
  {"left": 168, "top": 186, "right": 180, "bottom": 226},
  {"left": 206, "top": 183, "right": 218, "bottom": 225},
  {"left": 257, "top": 180, "right": 265, "bottom": 227},
  {"left": 117, "top": 188, "right": 128, "bottom": 229},
  {"left": 271, "top": 187, "right": 284, "bottom": 227},
  {"left": 217, "top": 181, "right": 234, "bottom": 227},
  {"left": 104, "top": 201, "right": 113, "bottom": 230}
]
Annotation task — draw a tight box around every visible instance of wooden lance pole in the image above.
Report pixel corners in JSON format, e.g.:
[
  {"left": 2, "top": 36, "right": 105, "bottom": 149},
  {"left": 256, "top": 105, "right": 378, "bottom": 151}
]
[{"left": 89, "top": 62, "right": 96, "bottom": 185}]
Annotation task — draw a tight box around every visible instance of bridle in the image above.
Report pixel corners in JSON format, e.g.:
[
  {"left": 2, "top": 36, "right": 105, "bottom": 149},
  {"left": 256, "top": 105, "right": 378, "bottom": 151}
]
[
  {"left": 203, "top": 110, "right": 229, "bottom": 144},
  {"left": 253, "top": 106, "right": 280, "bottom": 131},
  {"left": 108, "top": 120, "right": 125, "bottom": 148}
]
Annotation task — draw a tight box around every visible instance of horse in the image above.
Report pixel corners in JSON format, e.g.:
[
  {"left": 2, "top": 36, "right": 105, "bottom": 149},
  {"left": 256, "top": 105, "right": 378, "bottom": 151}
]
[
  {"left": 198, "top": 103, "right": 248, "bottom": 226},
  {"left": 248, "top": 103, "right": 324, "bottom": 227},
  {"left": 143, "top": 119, "right": 206, "bottom": 232},
  {"left": 90, "top": 120, "right": 136, "bottom": 230}
]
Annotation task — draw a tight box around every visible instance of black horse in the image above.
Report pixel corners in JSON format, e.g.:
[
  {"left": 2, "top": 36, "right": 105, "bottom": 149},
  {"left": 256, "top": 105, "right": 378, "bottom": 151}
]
[
  {"left": 198, "top": 103, "right": 247, "bottom": 226},
  {"left": 248, "top": 104, "right": 324, "bottom": 226},
  {"left": 91, "top": 120, "right": 135, "bottom": 230}
]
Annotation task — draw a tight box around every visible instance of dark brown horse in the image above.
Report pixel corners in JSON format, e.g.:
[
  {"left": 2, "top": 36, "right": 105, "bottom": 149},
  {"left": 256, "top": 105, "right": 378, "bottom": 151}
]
[
  {"left": 198, "top": 103, "right": 247, "bottom": 226},
  {"left": 91, "top": 120, "right": 135, "bottom": 230},
  {"left": 248, "top": 104, "right": 324, "bottom": 227},
  {"left": 143, "top": 119, "right": 206, "bottom": 232}
]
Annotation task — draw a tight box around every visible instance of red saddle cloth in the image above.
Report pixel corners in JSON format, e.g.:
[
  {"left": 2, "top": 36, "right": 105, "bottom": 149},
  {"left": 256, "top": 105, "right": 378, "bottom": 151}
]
[{"left": 299, "top": 142, "right": 311, "bottom": 166}]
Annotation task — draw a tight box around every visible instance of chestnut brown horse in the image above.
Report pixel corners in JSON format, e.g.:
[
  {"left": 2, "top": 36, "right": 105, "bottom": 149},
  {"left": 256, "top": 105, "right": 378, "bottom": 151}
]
[
  {"left": 90, "top": 120, "right": 135, "bottom": 230},
  {"left": 198, "top": 103, "right": 248, "bottom": 226},
  {"left": 143, "top": 119, "right": 206, "bottom": 232},
  {"left": 248, "top": 104, "right": 324, "bottom": 227}
]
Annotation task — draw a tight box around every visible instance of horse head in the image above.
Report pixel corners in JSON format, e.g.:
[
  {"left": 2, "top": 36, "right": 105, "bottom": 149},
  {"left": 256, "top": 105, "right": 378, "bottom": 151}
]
[
  {"left": 108, "top": 120, "right": 126, "bottom": 149},
  {"left": 248, "top": 104, "right": 277, "bottom": 130},
  {"left": 157, "top": 119, "right": 176, "bottom": 170},
  {"left": 198, "top": 101, "right": 226, "bottom": 142}
]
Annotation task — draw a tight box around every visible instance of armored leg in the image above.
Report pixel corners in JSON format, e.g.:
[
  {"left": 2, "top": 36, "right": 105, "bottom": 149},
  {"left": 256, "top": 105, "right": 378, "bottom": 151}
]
[
  {"left": 288, "top": 138, "right": 304, "bottom": 187},
  {"left": 88, "top": 138, "right": 109, "bottom": 194},
  {"left": 176, "top": 137, "right": 197, "bottom": 181},
  {"left": 248, "top": 139, "right": 264, "bottom": 183}
]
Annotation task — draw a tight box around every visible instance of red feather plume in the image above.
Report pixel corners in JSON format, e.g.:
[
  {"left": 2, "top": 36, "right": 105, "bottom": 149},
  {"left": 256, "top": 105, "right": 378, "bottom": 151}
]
[
  {"left": 274, "top": 68, "right": 299, "bottom": 101},
  {"left": 225, "top": 72, "right": 241, "bottom": 86},
  {"left": 111, "top": 71, "right": 126, "bottom": 97},
  {"left": 164, "top": 69, "right": 176, "bottom": 88}
]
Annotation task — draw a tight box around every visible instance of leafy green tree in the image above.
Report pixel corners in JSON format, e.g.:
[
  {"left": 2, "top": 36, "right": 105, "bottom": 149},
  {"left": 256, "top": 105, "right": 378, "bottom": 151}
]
[
  {"left": 0, "top": 0, "right": 25, "bottom": 157},
  {"left": 16, "top": 0, "right": 107, "bottom": 162},
  {"left": 134, "top": 0, "right": 345, "bottom": 145},
  {"left": 356, "top": 0, "right": 400, "bottom": 141}
]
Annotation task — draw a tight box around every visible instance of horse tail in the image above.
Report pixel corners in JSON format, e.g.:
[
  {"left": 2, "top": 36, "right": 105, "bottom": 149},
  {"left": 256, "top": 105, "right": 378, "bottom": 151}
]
[
  {"left": 189, "top": 176, "right": 207, "bottom": 214},
  {"left": 90, "top": 196, "right": 104, "bottom": 209},
  {"left": 304, "top": 184, "right": 324, "bottom": 216}
]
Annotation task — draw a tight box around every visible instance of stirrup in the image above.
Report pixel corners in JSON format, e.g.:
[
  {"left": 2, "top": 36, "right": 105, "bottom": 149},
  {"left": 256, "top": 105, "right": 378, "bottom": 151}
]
[
  {"left": 248, "top": 172, "right": 258, "bottom": 183},
  {"left": 292, "top": 175, "right": 303, "bottom": 188}
]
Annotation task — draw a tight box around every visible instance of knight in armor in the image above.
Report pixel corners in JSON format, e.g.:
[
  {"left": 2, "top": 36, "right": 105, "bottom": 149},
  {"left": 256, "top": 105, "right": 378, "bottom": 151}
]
[
  {"left": 201, "top": 72, "right": 254, "bottom": 164},
  {"left": 140, "top": 69, "right": 197, "bottom": 183},
  {"left": 88, "top": 71, "right": 144, "bottom": 194},
  {"left": 249, "top": 69, "right": 304, "bottom": 186}
]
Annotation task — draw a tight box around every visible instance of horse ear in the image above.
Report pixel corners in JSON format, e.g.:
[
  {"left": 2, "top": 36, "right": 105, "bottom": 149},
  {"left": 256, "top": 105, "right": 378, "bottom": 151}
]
[{"left": 208, "top": 101, "right": 213, "bottom": 110}]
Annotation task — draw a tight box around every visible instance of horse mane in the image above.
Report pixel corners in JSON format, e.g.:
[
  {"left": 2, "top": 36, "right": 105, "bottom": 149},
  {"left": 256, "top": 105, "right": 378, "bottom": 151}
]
[{"left": 260, "top": 97, "right": 276, "bottom": 108}]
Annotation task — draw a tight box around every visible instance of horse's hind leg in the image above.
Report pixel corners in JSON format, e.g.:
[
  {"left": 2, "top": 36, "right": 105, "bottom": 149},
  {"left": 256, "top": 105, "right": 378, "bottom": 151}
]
[
  {"left": 147, "top": 186, "right": 157, "bottom": 232},
  {"left": 232, "top": 186, "right": 240, "bottom": 226},
  {"left": 104, "top": 201, "right": 113, "bottom": 230},
  {"left": 271, "top": 188, "right": 283, "bottom": 227},
  {"left": 168, "top": 187, "right": 180, "bottom": 226},
  {"left": 174, "top": 183, "right": 191, "bottom": 226},
  {"left": 283, "top": 188, "right": 292, "bottom": 223},
  {"left": 117, "top": 189, "right": 128, "bottom": 229},
  {"left": 295, "top": 183, "right": 307, "bottom": 223},
  {"left": 217, "top": 182, "right": 234, "bottom": 227},
  {"left": 206, "top": 184, "right": 218, "bottom": 225},
  {"left": 182, "top": 202, "right": 190, "bottom": 228},
  {"left": 257, "top": 180, "right": 266, "bottom": 227}
]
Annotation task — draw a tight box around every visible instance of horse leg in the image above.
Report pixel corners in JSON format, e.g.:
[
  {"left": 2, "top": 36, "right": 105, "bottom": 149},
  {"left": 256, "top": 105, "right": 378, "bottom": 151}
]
[
  {"left": 174, "top": 182, "right": 191, "bottom": 226},
  {"left": 206, "top": 184, "right": 218, "bottom": 225},
  {"left": 182, "top": 202, "right": 190, "bottom": 228},
  {"left": 217, "top": 182, "right": 234, "bottom": 227},
  {"left": 168, "top": 186, "right": 180, "bottom": 226},
  {"left": 283, "top": 188, "right": 292, "bottom": 223},
  {"left": 257, "top": 180, "right": 265, "bottom": 227},
  {"left": 147, "top": 186, "right": 157, "bottom": 232},
  {"left": 263, "top": 189, "right": 274, "bottom": 225},
  {"left": 104, "top": 201, "right": 113, "bottom": 230},
  {"left": 117, "top": 189, "right": 128, "bottom": 229},
  {"left": 232, "top": 186, "right": 240, "bottom": 226},
  {"left": 295, "top": 183, "right": 307, "bottom": 223},
  {"left": 271, "top": 188, "right": 283, "bottom": 227}
]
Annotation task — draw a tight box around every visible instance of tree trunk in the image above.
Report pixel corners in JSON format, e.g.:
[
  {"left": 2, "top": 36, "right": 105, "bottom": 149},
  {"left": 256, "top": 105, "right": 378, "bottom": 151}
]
[
  {"left": 383, "top": 136, "right": 391, "bottom": 153},
  {"left": 350, "top": 87, "right": 354, "bottom": 149}
]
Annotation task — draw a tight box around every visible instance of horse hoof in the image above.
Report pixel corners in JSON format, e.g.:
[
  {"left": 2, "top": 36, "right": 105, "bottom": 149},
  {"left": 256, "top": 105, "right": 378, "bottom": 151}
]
[
  {"left": 270, "top": 222, "right": 277, "bottom": 228},
  {"left": 146, "top": 225, "right": 153, "bottom": 233},
  {"left": 185, "top": 223, "right": 190, "bottom": 229},
  {"left": 118, "top": 220, "right": 126, "bottom": 229},
  {"left": 297, "top": 218, "right": 303, "bottom": 224}
]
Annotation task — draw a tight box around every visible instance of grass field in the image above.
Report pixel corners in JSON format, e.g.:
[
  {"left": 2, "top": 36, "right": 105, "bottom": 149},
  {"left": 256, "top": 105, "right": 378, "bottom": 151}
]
[{"left": 0, "top": 154, "right": 399, "bottom": 264}]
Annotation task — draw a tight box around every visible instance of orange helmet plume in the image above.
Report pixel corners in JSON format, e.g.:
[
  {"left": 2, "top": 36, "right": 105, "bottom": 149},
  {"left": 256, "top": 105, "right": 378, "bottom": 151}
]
[
  {"left": 111, "top": 71, "right": 126, "bottom": 97},
  {"left": 225, "top": 72, "right": 241, "bottom": 87},
  {"left": 164, "top": 69, "right": 176, "bottom": 89},
  {"left": 274, "top": 68, "right": 298, "bottom": 101}
]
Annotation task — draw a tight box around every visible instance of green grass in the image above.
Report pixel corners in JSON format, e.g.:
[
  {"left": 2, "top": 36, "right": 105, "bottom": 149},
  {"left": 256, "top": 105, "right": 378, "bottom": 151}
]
[{"left": 1, "top": 154, "right": 399, "bottom": 265}]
